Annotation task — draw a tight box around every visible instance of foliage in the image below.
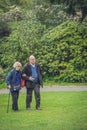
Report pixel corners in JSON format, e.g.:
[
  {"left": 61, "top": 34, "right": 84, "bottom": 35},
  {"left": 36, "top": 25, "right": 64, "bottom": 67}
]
[
  {"left": 0, "top": 20, "right": 45, "bottom": 68},
  {"left": 0, "top": 6, "right": 23, "bottom": 37},
  {"left": 34, "top": 4, "right": 71, "bottom": 29},
  {"left": 0, "top": 19, "right": 10, "bottom": 37},
  {"left": 0, "top": 0, "right": 33, "bottom": 12},
  {"left": 0, "top": 0, "right": 11, "bottom": 12},
  {"left": 39, "top": 21, "right": 87, "bottom": 82},
  {"left": 49, "top": 0, "right": 87, "bottom": 21},
  {"left": 0, "top": 68, "right": 7, "bottom": 84},
  {"left": 0, "top": 20, "right": 87, "bottom": 83}
]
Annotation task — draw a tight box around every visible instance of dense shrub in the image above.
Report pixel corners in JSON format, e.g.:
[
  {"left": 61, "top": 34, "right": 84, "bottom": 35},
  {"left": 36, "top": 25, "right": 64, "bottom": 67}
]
[{"left": 38, "top": 21, "right": 87, "bottom": 82}]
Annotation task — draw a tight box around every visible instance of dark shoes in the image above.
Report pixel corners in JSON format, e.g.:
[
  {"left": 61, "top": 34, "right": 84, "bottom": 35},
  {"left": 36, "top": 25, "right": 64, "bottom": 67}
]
[
  {"left": 13, "top": 109, "right": 18, "bottom": 112},
  {"left": 26, "top": 107, "right": 42, "bottom": 110},
  {"left": 26, "top": 107, "right": 32, "bottom": 110},
  {"left": 36, "top": 107, "right": 42, "bottom": 110}
]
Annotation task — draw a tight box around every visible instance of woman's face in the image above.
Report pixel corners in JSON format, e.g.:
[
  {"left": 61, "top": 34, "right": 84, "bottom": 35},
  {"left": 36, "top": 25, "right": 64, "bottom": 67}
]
[{"left": 15, "top": 65, "right": 21, "bottom": 70}]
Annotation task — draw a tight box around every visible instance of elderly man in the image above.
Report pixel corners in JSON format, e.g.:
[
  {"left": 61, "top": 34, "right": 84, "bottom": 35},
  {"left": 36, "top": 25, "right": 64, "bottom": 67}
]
[{"left": 22, "top": 55, "right": 43, "bottom": 110}]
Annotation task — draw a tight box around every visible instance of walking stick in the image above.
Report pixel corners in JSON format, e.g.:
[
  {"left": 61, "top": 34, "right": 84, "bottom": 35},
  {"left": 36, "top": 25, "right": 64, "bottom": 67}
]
[{"left": 7, "top": 89, "right": 10, "bottom": 113}]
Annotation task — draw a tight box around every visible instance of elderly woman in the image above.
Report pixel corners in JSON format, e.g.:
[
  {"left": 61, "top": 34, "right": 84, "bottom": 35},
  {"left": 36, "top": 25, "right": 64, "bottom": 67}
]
[{"left": 6, "top": 61, "right": 22, "bottom": 112}]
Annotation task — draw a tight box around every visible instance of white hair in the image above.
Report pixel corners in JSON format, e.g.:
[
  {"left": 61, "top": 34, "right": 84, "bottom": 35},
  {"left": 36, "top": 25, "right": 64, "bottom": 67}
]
[
  {"left": 29, "top": 55, "right": 35, "bottom": 60},
  {"left": 13, "top": 61, "right": 22, "bottom": 68}
]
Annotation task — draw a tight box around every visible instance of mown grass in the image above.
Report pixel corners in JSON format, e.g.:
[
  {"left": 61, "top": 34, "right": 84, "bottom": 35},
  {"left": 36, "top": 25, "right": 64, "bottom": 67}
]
[
  {"left": 44, "top": 81, "right": 87, "bottom": 87},
  {"left": 0, "top": 91, "right": 87, "bottom": 130}
]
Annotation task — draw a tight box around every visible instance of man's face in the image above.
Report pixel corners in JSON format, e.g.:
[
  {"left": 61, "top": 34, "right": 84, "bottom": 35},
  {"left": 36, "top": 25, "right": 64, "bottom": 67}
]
[{"left": 30, "top": 57, "right": 35, "bottom": 65}]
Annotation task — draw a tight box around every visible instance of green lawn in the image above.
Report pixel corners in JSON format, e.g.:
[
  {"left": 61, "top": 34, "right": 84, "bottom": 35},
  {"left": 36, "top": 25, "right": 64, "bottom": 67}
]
[{"left": 0, "top": 91, "right": 87, "bottom": 130}]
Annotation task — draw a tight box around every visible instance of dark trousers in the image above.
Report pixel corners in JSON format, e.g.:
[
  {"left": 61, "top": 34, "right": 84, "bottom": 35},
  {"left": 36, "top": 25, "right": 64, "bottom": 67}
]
[
  {"left": 26, "top": 84, "right": 40, "bottom": 109},
  {"left": 11, "top": 91, "right": 19, "bottom": 111}
]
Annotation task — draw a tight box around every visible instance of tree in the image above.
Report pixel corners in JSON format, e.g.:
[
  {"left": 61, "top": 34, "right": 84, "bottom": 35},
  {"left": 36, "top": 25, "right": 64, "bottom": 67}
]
[
  {"left": 0, "top": 0, "right": 33, "bottom": 12},
  {"left": 34, "top": 4, "right": 71, "bottom": 29},
  {"left": 0, "top": 0, "right": 11, "bottom": 12},
  {"left": 50, "top": 0, "right": 87, "bottom": 21}
]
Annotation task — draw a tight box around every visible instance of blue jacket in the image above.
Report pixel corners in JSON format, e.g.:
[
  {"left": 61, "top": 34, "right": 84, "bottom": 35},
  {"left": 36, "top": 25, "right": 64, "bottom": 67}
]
[{"left": 6, "top": 69, "right": 21, "bottom": 91}]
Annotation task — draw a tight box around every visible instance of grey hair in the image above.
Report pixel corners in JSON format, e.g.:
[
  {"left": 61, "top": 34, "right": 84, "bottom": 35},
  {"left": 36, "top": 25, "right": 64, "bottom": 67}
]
[{"left": 13, "top": 61, "right": 22, "bottom": 68}]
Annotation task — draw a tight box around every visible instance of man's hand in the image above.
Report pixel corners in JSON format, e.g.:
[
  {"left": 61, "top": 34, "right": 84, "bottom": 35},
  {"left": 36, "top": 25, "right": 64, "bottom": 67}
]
[
  {"left": 22, "top": 74, "right": 26, "bottom": 77},
  {"left": 29, "top": 76, "right": 35, "bottom": 81}
]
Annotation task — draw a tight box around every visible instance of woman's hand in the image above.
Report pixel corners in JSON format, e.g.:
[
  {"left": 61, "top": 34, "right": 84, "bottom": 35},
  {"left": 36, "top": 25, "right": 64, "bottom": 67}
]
[{"left": 8, "top": 85, "right": 11, "bottom": 89}]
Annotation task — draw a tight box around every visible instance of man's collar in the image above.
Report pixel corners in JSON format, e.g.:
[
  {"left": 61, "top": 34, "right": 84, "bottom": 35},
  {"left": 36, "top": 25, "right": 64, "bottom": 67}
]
[{"left": 30, "top": 63, "right": 35, "bottom": 67}]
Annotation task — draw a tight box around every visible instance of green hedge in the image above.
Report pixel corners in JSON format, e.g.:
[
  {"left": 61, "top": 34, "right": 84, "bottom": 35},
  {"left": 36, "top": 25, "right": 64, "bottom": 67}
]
[{"left": 38, "top": 21, "right": 87, "bottom": 82}]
